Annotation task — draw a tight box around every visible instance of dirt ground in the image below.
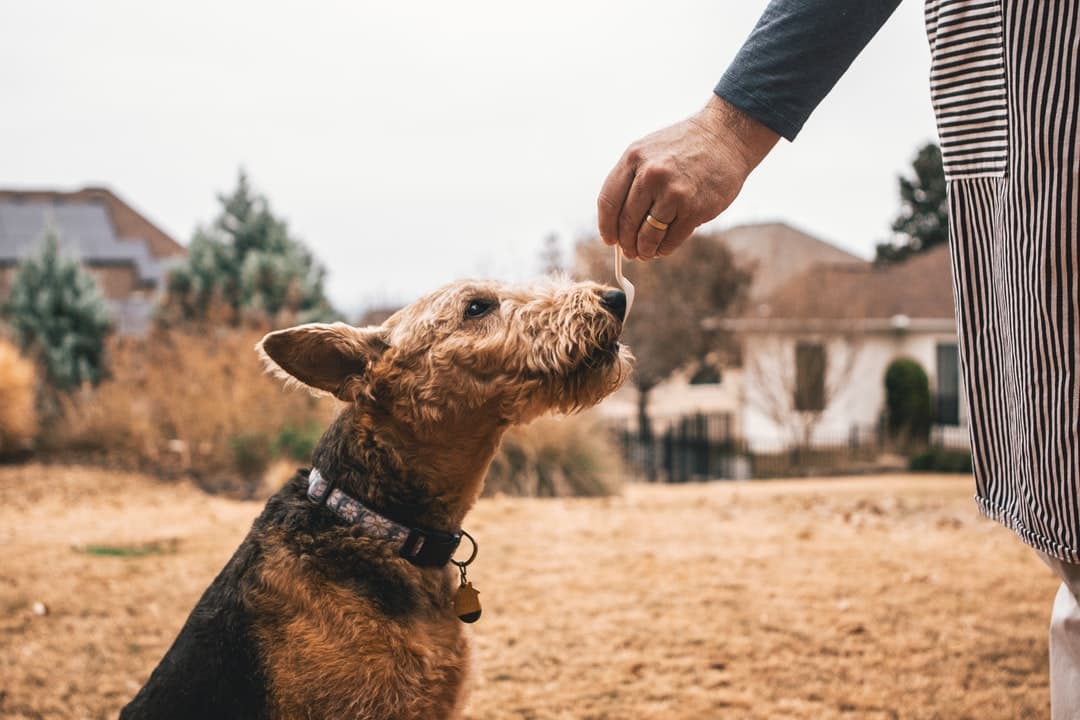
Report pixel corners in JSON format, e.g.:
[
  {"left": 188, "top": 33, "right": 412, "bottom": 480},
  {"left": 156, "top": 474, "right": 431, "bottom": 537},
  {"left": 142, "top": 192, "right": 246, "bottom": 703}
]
[{"left": 0, "top": 465, "right": 1058, "bottom": 719}]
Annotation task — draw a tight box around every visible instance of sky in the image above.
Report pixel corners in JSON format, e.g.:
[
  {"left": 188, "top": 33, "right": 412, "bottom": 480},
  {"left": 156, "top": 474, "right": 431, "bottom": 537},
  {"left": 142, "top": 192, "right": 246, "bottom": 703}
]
[{"left": 1, "top": 1, "right": 937, "bottom": 316}]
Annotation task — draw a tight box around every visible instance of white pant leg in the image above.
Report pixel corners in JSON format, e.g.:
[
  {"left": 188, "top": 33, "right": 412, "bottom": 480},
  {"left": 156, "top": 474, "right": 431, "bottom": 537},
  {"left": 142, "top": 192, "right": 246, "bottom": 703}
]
[{"left": 1037, "top": 551, "right": 1080, "bottom": 719}]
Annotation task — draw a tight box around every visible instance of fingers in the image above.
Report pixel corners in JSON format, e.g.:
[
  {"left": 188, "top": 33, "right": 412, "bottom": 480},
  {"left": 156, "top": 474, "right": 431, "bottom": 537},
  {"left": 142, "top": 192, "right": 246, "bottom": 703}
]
[
  {"left": 655, "top": 216, "right": 695, "bottom": 257},
  {"left": 635, "top": 197, "right": 678, "bottom": 260},
  {"left": 617, "top": 175, "right": 653, "bottom": 260},
  {"left": 597, "top": 157, "right": 636, "bottom": 247},
  {"left": 600, "top": 142, "right": 683, "bottom": 259}
]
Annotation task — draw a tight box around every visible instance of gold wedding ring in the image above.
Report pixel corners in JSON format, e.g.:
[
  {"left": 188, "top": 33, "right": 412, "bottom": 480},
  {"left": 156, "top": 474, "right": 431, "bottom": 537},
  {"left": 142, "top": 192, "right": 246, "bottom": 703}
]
[{"left": 645, "top": 214, "right": 670, "bottom": 231}]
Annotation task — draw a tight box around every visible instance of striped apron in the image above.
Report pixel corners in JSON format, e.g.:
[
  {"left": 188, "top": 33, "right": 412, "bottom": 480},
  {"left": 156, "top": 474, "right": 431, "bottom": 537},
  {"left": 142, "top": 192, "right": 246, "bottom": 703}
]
[{"left": 927, "top": 0, "right": 1080, "bottom": 560}]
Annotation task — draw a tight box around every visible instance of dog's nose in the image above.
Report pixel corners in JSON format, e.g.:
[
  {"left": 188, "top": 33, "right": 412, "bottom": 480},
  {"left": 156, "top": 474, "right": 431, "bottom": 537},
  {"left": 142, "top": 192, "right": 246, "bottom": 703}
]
[{"left": 600, "top": 289, "right": 627, "bottom": 321}]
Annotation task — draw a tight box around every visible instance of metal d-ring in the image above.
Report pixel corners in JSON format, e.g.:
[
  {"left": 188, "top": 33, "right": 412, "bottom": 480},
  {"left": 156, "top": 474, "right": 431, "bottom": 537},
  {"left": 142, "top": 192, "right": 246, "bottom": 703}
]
[{"left": 451, "top": 529, "right": 478, "bottom": 568}]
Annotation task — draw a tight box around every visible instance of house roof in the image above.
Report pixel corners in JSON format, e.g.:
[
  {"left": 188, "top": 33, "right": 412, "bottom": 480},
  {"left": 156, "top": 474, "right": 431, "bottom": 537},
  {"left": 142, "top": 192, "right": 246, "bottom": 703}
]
[
  {"left": 751, "top": 244, "right": 955, "bottom": 322},
  {"left": 0, "top": 187, "right": 185, "bottom": 259},
  {"left": 0, "top": 186, "right": 185, "bottom": 288},
  {"left": 717, "top": 222, "right": 867, "bottom": 301},
  {"left": 0, "top": 201, "right": 166, "bottom": 286}
]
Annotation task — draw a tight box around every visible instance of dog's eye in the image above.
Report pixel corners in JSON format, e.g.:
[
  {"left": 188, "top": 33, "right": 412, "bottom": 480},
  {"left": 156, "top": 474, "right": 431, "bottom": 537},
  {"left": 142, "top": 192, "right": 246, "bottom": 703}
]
[{"left": 464, "top": 299, "right": 497, "bottom": 319}]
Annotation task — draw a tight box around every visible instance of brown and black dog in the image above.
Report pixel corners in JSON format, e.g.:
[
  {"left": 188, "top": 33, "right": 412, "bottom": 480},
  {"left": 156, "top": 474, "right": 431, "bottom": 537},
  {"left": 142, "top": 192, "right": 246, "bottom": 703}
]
[{"left": 120, "top": 278, "right": 631, "bottom": 720}]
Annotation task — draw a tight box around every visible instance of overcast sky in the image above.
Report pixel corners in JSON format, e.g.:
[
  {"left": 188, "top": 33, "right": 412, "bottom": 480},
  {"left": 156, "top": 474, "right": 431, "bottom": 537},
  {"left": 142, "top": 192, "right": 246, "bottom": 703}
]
[{"left": 1, "top": 1, "right": 936, "bottom": 315}]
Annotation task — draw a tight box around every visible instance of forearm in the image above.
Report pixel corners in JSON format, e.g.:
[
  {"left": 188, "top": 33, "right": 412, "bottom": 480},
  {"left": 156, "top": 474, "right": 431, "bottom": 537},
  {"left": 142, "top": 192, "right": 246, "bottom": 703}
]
[
  {"left": 596, "top": 0, "right": 896, "bottom": 260},
  {"left": 715, "top": 0, "right": 903, "bottom": 141}
]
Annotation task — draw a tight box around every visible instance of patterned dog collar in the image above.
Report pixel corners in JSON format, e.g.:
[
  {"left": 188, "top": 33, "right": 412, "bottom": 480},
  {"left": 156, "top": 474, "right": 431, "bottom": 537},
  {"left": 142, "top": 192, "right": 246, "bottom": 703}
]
[{"left": 307, "top": 468, "right": 467, "bottom": 568}]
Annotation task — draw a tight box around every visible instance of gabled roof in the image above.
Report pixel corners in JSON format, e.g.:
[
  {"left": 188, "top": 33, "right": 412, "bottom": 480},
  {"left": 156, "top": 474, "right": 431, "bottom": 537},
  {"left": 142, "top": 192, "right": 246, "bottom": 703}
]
[
  {"left": 718, "top": 222, "right": 867, "bottom": 301},
  {"left": 0, "top": 186, "right": 186, "bottom": 288},
  {"left": 752, "top": 244, "right": 955, "bottom": 322},
  {"left": 0, "top": 201, "right": 164, "bottom": 286},
  {"left": 0, "top": 186, "right": 184, "bottom": 259}
]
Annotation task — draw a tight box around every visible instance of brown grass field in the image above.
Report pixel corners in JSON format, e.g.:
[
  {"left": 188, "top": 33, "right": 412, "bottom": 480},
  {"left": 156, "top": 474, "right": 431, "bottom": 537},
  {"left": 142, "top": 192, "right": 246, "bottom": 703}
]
[{"left": 0, "top": 465, "right": 1057, "bottom": 719}]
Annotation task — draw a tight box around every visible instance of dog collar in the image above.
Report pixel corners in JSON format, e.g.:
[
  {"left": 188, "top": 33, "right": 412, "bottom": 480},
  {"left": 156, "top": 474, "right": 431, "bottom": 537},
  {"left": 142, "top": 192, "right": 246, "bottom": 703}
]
[{"left": 306, "top": 468, "right": 473, "bottom": 568}]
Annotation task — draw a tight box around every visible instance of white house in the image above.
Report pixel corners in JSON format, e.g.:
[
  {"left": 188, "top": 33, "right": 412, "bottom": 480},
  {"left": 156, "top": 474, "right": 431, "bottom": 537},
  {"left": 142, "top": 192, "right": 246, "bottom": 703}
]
[
  {"left": 596, "top": 222, "right": 867, "bottom": 434},
  {"left": 718, "top": 244, "right": 967, "bottom": 451}
]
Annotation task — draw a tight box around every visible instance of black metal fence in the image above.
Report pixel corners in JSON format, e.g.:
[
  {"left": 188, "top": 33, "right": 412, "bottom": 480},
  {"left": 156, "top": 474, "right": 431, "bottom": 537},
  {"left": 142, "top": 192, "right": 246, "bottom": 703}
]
[{"left": 614, "top": 413, "right": 965, "bottom": 482}]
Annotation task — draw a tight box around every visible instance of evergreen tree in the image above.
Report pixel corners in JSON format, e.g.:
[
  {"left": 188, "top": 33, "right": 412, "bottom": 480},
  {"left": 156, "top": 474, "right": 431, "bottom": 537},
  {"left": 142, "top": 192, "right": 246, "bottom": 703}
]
[
  {"left": 1, "top": 225, "right": 112, "bottom": 391},
  {"left": 160, "top": 170, "right": 338, "bottom": 326},
  {"left": 875, "top": 142, "right": 948, "bottom": 264}
]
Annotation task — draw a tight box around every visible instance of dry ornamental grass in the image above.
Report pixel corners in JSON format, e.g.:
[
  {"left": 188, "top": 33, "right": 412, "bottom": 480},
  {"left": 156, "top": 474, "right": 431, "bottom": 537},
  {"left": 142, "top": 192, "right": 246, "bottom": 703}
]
[
  {"left": 44, "top": 330, "right": 622, "bottom": 499},
  {"left": 0, "top": 338, "right": 37, "bottom": 456},
  {"left": 50, "top": 329, "right": 340, "bottom": 492}
]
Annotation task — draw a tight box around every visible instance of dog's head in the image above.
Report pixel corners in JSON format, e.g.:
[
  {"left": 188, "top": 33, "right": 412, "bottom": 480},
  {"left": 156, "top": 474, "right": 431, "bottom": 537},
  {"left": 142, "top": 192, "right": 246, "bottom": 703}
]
[{"left": 257, "top": 277, "right": 633, "bottom": 435}]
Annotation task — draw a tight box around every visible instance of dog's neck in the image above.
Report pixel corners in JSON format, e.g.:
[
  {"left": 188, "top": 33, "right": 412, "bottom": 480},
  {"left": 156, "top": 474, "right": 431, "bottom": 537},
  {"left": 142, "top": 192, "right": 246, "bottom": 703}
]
[{"left": 310, "top": 403, "right": 503, "bottom": 533}]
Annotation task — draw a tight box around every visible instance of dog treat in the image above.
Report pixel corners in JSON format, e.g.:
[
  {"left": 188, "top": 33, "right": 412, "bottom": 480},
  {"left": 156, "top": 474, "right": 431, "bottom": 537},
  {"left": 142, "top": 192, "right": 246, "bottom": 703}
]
[{"left": 614, "top": 246, "right": 635, "bottom": 321}]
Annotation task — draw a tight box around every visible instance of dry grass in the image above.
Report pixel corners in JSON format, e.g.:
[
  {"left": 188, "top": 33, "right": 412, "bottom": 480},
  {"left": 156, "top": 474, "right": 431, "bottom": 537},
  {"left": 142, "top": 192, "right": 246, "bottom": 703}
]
[
  {"left": 0, "top": 466, "right": 1056, "bottom": 719},
  {"left": 49, "top": 330, "right": 338, "bottom": 493},
  {"left": 0, "top": 338, "right": 36, "bottom": 456},
  {"left": 485, "top": 414, "right": 623, "bottom": 497},
  {"left": 44, "top": 329, "right": 620, "bottom": 498}
]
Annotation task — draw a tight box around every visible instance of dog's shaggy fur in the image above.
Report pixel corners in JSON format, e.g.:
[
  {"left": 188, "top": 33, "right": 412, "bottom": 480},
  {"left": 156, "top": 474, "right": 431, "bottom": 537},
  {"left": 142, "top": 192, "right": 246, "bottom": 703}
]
[{"left": 120, "top": 277, "right": 631, "bottom": 720}]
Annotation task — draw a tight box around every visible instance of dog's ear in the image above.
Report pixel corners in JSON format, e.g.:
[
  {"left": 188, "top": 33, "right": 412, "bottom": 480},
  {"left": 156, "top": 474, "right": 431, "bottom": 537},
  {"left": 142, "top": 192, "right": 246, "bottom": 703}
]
[{"left": 256, "top": 322, "right": 388, "bottom": 401}]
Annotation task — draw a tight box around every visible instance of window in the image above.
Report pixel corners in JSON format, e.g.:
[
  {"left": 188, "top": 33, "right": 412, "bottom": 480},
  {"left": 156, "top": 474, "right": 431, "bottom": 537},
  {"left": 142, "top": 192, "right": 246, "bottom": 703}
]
[
  {"left": 688, "top": 363, "right": 722, "bottom": 385},
  {"left": 794, "top": 342, "right": 826, "bottom": 412},
  {"left": 936, "top": 343, "right": 960, "bottom": 425}
]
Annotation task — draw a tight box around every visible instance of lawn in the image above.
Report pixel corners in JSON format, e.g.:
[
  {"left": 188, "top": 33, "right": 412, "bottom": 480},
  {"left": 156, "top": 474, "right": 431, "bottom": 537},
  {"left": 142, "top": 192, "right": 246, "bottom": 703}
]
[{"left": 0, "top": 466, "right": 1055, "bottom": 719}]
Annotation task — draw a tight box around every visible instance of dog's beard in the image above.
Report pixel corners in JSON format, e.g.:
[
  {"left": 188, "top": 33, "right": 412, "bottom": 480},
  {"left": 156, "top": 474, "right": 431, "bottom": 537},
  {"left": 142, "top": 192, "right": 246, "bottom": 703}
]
[{"left": 542, "top": 344, "right": 631, "bottom": 414}]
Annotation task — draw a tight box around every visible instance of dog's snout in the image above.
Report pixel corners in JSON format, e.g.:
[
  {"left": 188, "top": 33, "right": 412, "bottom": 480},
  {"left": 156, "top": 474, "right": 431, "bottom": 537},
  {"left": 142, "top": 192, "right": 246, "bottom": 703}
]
[{"left": 600, "top": 289, "right": 627, "bottom": 322}]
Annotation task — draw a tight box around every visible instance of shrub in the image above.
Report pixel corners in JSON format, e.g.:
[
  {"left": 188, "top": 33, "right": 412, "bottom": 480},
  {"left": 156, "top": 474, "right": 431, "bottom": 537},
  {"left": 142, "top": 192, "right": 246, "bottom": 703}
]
[
  {"left": 229, "top": 432, "right": 274, "bottom": 479},
  {"left": 50, "top": 329, "right": 337, "bottom": 494},
  {"left": 0, "top": 337, "right": 37, "bottom": 456},
  {"left": 273, "top": 422, "right": 323, "bottom": 463},
  {"left": 910, "top": 447, "right": 973, "bottom": 473},
  {"left": 484, "top": 414, "right": 624, "bottom": 497},
  {"left": 884, "top": 358, "right": 932, "bottom": 448},
  {"left": 1, "top": 226, "right": 112, "bottom": 393}
]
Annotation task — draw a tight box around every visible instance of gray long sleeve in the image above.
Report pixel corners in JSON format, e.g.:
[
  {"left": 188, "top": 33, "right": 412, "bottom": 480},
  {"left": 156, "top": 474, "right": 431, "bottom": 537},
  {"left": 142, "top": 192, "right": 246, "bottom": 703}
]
[{"left": 715, "top": 0, "right": 903, "bottom": 140}]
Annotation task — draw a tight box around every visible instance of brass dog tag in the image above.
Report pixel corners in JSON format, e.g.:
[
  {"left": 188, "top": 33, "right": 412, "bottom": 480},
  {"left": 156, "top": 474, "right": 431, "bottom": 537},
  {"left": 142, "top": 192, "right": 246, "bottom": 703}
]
[
  {"left": 452, "top": 531, "right": 481, "bottom": 623},
  {"left": 455, "top": 582, "right": 481, "bottom": 623}
]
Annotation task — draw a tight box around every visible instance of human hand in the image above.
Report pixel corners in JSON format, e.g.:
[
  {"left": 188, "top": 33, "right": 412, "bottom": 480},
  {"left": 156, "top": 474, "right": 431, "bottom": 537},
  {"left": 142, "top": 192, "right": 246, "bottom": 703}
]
[{"left": 597, "top": 94, "right": 779, "bottom": 260}]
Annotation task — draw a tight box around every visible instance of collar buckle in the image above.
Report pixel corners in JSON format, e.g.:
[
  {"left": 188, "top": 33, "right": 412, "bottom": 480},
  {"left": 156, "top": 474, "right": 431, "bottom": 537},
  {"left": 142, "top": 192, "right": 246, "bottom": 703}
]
[{"left": 401, "top": 527, "right": 463, "bottom": 567}]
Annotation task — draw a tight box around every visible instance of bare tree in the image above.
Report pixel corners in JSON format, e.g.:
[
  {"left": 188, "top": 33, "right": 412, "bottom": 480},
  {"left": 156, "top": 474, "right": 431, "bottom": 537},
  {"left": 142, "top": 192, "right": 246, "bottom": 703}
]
[
  {"left": 538, "top": 232, "right": 564, "bottom": 276},
  {"left": 742, "top": 329, "right": 865, "bottom": 449},
  {"left": 576, "top": 234, "right": 752, "bottom": 479}
]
